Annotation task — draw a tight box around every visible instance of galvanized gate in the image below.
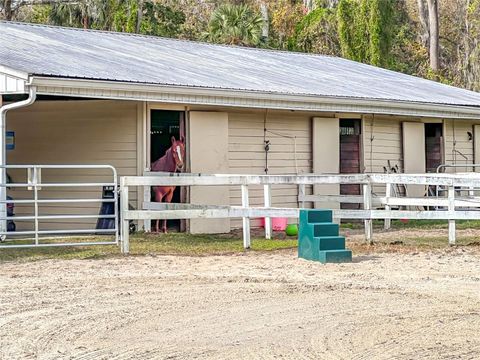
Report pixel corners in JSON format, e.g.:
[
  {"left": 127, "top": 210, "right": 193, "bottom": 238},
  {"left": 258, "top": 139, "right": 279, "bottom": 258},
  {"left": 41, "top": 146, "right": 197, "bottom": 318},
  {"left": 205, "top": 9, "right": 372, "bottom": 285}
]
[{"left": 0, "top": 165, "right": 119, "bottom": 249}]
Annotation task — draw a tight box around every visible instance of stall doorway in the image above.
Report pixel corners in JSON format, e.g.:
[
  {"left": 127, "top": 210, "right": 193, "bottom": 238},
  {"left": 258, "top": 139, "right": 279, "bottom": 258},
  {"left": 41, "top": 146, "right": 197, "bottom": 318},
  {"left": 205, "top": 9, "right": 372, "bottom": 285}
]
[
  {"left": 425, "top": 123, "right": 443, "bottom": 173},
  {"left": 150, "top": 110, "right": 185, "bottom": 231},
  {"left": 339, "top": 119, "right": 361, "bottom": 209}
]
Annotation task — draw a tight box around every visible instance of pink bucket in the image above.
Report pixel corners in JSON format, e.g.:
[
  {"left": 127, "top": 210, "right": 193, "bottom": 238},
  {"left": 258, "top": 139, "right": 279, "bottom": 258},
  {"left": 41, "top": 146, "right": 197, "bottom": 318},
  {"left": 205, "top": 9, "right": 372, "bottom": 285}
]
[{"left": 261, "top": 217, "right": 288, "bottom": 231}]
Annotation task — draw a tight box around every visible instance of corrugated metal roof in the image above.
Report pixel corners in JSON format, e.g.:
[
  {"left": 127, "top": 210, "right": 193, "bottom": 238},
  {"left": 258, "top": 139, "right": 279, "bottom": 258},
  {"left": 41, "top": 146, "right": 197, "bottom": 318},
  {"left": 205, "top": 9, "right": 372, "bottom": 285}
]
[{"left": 1, "top": 21, "right": 480, "bottom": 107}]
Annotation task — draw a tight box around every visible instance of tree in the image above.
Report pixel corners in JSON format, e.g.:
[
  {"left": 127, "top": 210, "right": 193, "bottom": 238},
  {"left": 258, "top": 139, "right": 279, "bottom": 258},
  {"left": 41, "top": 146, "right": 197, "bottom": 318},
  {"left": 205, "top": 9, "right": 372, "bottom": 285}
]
[
  {"left": 269, "top": 0, "right": 303, "bottom": 49},
  {"left": 426, "top": 0, "right": 439, "bottom": 71},
  {"left": 416, "top": 0, "right": 440, "bottom": 71},
  {"left": 291, "top": 6, "right": 340, "bottom": 55},
  {"left": 459, "top": 0, "right": 480, "bottom": 90},
  {"left": 204, "top": 4, "right": 264, "bottom": 46},
  {"left": 1, "top": 0, "right": 78, "bottom": 21},
  {"left": 416, "top": 0, "right": 429, "bottom": 46},
  {"left": 337, "top": 0, "right": 396, "bottom": 68},
  {"left": 49, "top": 0, "right": 98, "bottom": 29}
]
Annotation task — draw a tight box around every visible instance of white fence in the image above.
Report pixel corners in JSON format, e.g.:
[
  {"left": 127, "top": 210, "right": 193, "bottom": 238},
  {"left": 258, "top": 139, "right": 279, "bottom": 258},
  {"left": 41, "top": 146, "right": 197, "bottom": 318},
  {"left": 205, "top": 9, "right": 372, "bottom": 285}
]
[
  {"left": 119, "top": 172, "right": 480, "bottom": 253},
  {"left": 0, "top": 165, "right": 118, "bottom": 249}
]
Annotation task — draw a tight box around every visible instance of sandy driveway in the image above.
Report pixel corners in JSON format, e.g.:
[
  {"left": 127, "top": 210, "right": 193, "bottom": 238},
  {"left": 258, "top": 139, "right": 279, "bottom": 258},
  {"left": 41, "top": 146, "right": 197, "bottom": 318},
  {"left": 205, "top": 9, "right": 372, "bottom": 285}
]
[{"left": 1, "top": 248, "right": 480, "bottom": 359}]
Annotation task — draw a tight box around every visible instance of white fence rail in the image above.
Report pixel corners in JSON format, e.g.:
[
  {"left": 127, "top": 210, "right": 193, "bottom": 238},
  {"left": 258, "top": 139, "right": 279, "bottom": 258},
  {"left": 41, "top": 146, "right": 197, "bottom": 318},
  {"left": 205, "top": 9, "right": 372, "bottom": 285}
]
[
  {"left": 119, "top": 172, "right": 480, "bottom": 253},
  {"left": 0, "top": 165, "right": 119, "bottom": 249}
]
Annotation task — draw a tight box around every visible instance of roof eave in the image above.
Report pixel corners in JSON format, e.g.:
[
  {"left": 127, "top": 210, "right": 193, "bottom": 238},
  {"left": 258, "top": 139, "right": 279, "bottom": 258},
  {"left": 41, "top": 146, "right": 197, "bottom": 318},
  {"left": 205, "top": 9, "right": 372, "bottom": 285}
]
[
  {"left": 0, "top": 66, "right": 30, "bottom": 94},
  {"left": 29, "top": 76, "right": 480, "bottom": 119}
]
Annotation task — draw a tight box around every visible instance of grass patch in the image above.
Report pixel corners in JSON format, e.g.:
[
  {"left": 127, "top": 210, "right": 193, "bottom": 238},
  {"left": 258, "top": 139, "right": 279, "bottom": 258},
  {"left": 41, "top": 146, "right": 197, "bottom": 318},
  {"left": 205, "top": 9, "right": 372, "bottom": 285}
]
[
  {"left": 0, "top": 233, "right": 298, "bottom": 263},
  {"left": 2, "top": 227, "right": 480, "bottom": 263},
  {"left": 341, "top": 219, "right": 480, "bottom": 230}
]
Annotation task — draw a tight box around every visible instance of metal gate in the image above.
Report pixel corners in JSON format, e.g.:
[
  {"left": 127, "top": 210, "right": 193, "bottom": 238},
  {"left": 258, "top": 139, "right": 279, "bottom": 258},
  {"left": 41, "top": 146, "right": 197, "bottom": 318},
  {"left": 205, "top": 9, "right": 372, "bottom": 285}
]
[{"left": 0, "top": 165, "right": 119, "bottom": 249}]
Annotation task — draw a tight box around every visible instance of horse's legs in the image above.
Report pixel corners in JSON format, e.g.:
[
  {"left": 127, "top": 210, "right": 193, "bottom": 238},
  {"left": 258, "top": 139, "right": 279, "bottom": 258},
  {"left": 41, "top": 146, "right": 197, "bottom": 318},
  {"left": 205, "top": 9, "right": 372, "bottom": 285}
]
[
  {"left": 162, "top": 188, "right": 175, "bottom": 233},
  {"left": 154, "top": 189, "right": 165, "bottom": 233}
]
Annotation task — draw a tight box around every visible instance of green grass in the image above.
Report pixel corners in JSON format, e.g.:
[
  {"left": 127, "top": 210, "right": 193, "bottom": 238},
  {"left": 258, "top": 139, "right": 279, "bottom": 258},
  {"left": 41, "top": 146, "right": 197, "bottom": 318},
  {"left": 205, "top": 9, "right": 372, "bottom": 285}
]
[
  {"left": 2, "top": 223, "right": 480, "bottom": 263},
  {"left": 0, "top": 233, "right": 298, "bottom": 263},
  {"left": 341, "top": 219, "right": 480, "bottom": 230}
]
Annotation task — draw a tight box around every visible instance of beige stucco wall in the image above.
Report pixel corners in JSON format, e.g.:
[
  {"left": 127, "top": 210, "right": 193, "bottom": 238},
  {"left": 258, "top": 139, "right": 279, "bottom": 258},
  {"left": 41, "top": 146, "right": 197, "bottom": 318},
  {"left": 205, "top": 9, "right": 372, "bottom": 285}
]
[
  {"left": 362, "top": 115, "right": 404, "bottom": 174},
  {"left": 6, "top": 100, "right": 140, "bottom": 231},
  {"left": 444, "top": 119, "right": 477, "bottom": 172},
  {"left": 228, "top": 110, "right": 313, "bottom": 228},
  {"left": 188, "top": 111, "right": 230, "bottom": 233}
]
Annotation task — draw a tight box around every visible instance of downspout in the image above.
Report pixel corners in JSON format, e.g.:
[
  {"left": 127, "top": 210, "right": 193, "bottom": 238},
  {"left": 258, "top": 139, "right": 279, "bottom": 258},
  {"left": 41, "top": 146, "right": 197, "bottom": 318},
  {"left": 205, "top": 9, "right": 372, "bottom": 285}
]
[{"left": 0, "top": 84, "right": 37, "bottom": 235}]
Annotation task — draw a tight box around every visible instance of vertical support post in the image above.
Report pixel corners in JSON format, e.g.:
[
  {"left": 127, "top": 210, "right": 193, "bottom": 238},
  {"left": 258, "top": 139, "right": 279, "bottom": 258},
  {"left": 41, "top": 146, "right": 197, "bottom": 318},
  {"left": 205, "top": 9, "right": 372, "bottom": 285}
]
[
  {"left": 143, "top": 184, "right": 151, "bottom": 232},
  {"left": 299, "top": 184, "right": 306, "bottom": 209},
  {"left": 0, "top": 86, "right": 36, "bottom": 237},
  {"left": 33, "top": 167, "right": 39, "bottom": 245},
  {"left": 241, "top": 184, "right": 251, "bottom": 249},
  {"left": 263, "top": 184, "right": 271, "bottom": 240},
  {"left": 121, "top": 180, "right": 130, "bottom": 254},
  {"left": 448, "top": 185, "right": 456, "bottom": 246},
  {"left": 384, "top": 182, "right": 392, "bottom": 230},
  {"left": 363, "top": 182, "right": 373, "bottom": 244}
]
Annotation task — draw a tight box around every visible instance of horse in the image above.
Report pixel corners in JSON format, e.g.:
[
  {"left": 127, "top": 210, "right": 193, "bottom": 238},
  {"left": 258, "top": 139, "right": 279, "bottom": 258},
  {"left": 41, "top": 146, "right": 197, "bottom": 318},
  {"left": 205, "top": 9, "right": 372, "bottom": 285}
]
[{"left": 151, "top": 136, "right": 185, "bottom": 233}]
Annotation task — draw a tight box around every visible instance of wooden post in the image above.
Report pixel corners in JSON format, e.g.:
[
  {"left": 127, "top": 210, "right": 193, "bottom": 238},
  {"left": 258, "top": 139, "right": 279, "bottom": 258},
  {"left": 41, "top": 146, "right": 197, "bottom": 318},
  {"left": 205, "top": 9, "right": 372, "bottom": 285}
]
[
  {"left": 263, "top": 184, "right": 271, "bottom": 240},
  {"left": 363, "top": 183, "right": 373, "bottom": 244},
  {"left": 448, "top": 185, "right": 456, "bottom": 246},
  {"left": 241, "top": 185, "right": 251, "bottom": 249},
  {"left": 384, "top": 183, "right": 392, "bottom": 230},
  {"left": 121, "top": 181, "right": 130, "bottom": 254}
]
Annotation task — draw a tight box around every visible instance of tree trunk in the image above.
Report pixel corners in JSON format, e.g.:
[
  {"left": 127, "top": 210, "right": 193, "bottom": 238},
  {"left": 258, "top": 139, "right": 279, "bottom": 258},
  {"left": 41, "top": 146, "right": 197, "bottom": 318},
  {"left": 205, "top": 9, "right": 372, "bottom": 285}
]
[
  {"left": 427, "top": 0, "right": 440, "bottom": 71},
  {"left": 4, "top": 0, "right": 12, "bottom": 20},
  {"left": 136, "top": 0, "right": 143, "bottom": 34},
  {"left": 417, "top": 0, "right": 429, "bottom": 47},
  {"left": 259, "top": 1, "right": 268, "bottom": 40}
]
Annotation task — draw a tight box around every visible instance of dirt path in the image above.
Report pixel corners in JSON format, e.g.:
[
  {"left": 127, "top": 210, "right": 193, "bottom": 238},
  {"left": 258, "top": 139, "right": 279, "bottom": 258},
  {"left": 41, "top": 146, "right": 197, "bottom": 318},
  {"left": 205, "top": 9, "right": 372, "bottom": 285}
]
[{"left": 1, "top": 248, "right": 480, "bottom": 359}]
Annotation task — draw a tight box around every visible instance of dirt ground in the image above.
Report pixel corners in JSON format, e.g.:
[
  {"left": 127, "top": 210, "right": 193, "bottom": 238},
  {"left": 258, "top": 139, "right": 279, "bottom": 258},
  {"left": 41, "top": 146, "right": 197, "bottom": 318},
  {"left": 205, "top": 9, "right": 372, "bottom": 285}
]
[{"left": 1, "top": 241, "right": 480, "bottom": 359}]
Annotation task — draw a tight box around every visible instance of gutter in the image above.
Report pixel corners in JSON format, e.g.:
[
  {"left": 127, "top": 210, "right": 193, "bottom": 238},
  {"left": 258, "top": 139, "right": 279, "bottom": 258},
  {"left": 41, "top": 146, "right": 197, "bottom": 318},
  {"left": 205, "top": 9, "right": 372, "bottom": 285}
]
[
  {"left": 30, "top": 76, "right": 480, "bottom": 120},
  {"left": 0, "top": 84, "right": 36, "bottom": 236}
]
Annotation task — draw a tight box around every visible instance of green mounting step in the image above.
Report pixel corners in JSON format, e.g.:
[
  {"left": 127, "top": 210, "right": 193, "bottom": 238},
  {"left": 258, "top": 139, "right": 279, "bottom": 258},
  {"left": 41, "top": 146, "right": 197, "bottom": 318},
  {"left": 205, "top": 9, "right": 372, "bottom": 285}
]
[
  {"left": 313, "top": 223, "right": 339, "bottom": 237},
  {"left": 319, "top": 250, "right": 353, "bottom": 263},
  {"left": 298, "top": 209, "right": 352, "bottom": 264},
  {"left": 307, "top": 210, "right": 333, "bottom": 224}
]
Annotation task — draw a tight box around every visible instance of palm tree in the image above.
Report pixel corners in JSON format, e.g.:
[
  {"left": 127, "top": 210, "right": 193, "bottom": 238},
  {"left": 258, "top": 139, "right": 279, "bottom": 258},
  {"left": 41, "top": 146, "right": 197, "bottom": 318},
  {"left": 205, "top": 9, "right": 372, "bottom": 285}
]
[
  {"left": 204, "top": 4, "right": 264, "bottom": 47},
  {"left": 49, "top": 0, "right": 97, "bottom": 29},
  {"left": 49, "top": 0, "right": 124, "bottom": 30}
]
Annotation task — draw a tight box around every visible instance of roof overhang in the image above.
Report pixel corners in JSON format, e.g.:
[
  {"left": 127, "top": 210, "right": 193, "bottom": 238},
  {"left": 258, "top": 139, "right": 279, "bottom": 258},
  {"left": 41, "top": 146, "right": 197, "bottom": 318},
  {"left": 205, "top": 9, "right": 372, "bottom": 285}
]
[
  {"left": 3, "top": 73, "right": 480, "bottom": 119},
  {"left": 0, "top": 66, "right": 29, "bottom": 94}
]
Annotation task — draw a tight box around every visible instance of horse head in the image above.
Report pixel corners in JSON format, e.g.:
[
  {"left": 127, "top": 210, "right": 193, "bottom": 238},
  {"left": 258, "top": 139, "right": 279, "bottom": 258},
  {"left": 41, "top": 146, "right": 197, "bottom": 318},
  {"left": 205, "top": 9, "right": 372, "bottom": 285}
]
[{"left": 170, "top": 136, "right": 185, "bottom": 171}]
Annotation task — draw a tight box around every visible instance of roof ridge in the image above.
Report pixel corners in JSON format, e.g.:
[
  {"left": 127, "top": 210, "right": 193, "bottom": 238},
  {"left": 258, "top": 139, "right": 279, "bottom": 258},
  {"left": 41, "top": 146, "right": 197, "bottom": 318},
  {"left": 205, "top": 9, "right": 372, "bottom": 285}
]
[{"left": 0, "top": 20, "right": 339, "bottom": 60}]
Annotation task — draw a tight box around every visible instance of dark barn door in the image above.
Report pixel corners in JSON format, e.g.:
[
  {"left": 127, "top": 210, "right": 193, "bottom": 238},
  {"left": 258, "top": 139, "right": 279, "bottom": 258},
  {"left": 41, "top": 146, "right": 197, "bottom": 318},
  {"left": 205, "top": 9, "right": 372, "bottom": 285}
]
[
  {"left": 150, "top": 110, "right": 186, "bottom": 231},
  {"left": 425, "top": 123, "right": 443, "bottom": 173},
  {"left": 340, "top": 119, "right": 361, "bottom": 209}
]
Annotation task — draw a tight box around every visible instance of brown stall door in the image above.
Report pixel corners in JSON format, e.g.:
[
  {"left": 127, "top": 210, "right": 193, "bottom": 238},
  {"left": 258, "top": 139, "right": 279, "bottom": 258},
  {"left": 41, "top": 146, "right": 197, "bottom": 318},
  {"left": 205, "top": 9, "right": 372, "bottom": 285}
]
[
  {"left": 340, "top": 119, "right": 361, "bottom": 209},
  {"left": 425, "top": 123, "right": 443, "bottom": 173}
]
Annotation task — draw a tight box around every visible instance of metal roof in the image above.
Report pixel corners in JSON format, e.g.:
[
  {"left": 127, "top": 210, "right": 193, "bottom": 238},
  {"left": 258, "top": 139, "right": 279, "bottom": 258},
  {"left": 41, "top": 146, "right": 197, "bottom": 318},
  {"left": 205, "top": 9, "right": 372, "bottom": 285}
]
[{"left": 1, "top": 21, "right": 480, "bottom": 107}]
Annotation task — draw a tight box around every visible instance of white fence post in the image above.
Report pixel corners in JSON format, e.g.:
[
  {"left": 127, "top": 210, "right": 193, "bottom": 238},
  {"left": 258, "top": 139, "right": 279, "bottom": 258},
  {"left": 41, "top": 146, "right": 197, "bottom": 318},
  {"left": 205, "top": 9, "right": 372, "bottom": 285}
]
[
  {"left": 121, "top": 180, "right": 130, "bottom": 254},
  {"left": 263, "top": 184, "right": 271, "bottom": 240},
  {"left": 143, "top": 185, "right": 151, "bottom": 232},
  {"left": 241, "top": 184, "right": 251, "bottom": 249},
  {"left": 448, "top": 185, "right": 456, "bottom": 246},
  {"left": 363, "top": 182, "right": 373, "bottom": 244},
  {"left": 384, "top": 182, "right": 392, "bottom": 230},
  {"left": 299, "top": 184, "right": 306, "bottom": 209}
]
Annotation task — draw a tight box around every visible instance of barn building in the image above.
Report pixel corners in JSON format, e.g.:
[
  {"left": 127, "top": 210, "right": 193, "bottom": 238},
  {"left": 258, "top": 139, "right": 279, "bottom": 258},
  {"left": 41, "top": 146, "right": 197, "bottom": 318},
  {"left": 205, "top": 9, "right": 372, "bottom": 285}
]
[{"left": 2, "top": 21, "right": 480, "bottom": 234}]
